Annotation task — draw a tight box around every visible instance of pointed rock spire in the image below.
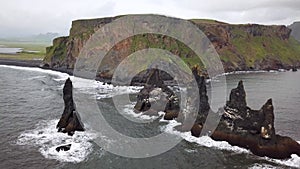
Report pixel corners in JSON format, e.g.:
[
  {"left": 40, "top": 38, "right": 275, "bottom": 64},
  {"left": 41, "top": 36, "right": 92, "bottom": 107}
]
[
  {"left": 57, "top": 78, "right": 84, "bottom": 135},
  {"left": 226, "top": 80, "right": 247, "bottom": 111},
  {"left": 260, "top": 98, "right": 275, "bottom": 140},
  {"left": 192, "top": 67, "right": 210, "bottom": 114}
]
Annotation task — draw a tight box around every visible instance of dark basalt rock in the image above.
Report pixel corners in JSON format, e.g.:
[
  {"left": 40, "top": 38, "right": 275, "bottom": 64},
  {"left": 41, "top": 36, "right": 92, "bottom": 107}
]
[
  {"left": 133, "top": 69, "right": 300, "bottom": 159},
  {"left": 208, "top": 81, "right": 300, "bottom": 159},
  {"left": 226, "top": 80, "right": 247, "bottom": 111},
  {"left": 192, "top": 68, "right": 210, "bottom": 115},
  {"left": 57, "top": 78, "right": 84, "bottom": 136},
  {"left": 131, "top": 69, "right": 173, "bottom": 86},
  {"left": 183, "top": 67, "right": 210, "bottom": 134},
  {"left": 292, "top": 67, "right": 297, "bottom": 72},
  {"left": 191, "top": 124, "right": 203, "bottom": 137},
  {"left": 134, "top": 69, "right": 180, "bottom": 118},
  {"left": 56, "top": 144, "right": 71, "bottom": 152},
  {"left": 134, "top": 85, "right": 153, "bottom": 112},
  {"left": 134, "top": 67, "right": 209, "bottom": 131}
]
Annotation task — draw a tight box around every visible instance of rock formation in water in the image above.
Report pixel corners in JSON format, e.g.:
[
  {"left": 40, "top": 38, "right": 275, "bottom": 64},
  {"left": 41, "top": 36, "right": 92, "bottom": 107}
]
[
  {"left": 175, "top": 67, "right": 211, "bottom": 132},
  {"left": 55, "top": 144, "right": 71, "bottom": 152},
  {"left": 207, "top": 81, "right": 300, "bottom": 159},
  {"left": 134, "top": 66, "right": 210, "bottom": 132},
  {"left": 56, "top": 78, "right": 84, "bottom": 136},
  {"left": 134, "top": 73, "right": 300, "bottom": 159},
  {"left": 134, "top": 69, "right": 180, "bottom": 118},
  {"left": 292, "top": 67, "right": 298, "bottom": 72}
]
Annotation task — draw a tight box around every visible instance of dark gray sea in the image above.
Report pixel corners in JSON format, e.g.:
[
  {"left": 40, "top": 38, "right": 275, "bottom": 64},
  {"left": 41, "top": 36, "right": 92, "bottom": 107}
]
[{"left": 0, "top": 65, "right": 299, "bottom": 169}]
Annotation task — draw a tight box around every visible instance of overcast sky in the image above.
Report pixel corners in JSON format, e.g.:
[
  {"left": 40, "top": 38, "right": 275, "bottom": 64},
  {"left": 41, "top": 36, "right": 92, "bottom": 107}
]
[{"left": 1, "top": 0, "right": 300, "bottom": 37}]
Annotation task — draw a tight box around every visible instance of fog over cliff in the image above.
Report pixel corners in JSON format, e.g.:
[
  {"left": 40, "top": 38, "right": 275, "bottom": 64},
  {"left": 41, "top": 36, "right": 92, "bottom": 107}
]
[{"left": 1, "top": 0, "right": 300, "bottom": 38}]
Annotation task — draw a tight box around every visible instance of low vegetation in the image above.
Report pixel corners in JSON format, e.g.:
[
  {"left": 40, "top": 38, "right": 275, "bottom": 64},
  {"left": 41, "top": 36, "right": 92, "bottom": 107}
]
[{"left": 0, "top": 41, "right": 49, "bottom": 60}]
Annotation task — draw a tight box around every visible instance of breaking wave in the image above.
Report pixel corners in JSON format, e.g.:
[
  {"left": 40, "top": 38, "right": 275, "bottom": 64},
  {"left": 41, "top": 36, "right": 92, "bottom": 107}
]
[{"left": 16, "top": 120, "right": 99, "bottom": 163}]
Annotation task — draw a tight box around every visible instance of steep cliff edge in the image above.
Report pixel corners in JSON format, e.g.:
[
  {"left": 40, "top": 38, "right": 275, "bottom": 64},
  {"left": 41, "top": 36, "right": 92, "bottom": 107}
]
[{"left": 44, "top": 16, "right": 300, "bottom": 77}]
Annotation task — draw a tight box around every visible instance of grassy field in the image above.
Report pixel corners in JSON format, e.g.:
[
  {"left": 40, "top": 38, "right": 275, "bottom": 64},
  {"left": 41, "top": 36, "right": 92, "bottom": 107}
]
[{"left": 0, "top": 41, "right": 50, "bottom": 60}]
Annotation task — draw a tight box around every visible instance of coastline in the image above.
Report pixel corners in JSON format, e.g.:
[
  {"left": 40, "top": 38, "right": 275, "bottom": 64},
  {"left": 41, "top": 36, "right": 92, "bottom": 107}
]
[
  {"left": 0, "top": 58, "right": 297, "bottom": 85},
  {"left": 0, "top": 58, "right": 74, "bottom": 75}
]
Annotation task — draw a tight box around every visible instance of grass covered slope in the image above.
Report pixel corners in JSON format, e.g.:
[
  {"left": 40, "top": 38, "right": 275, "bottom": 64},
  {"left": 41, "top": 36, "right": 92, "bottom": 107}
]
[
  {"left": 44, "top": 16, "right": 300, "bottom": 77},
  {"left": 0, "top": 41, "right": 49, "bottom": 60},
  {"left": 190, "top": 20, "right": 300, "bottom": 71},
  {"left": 227, "top": 25, "right": 300, "bottom": 70}
]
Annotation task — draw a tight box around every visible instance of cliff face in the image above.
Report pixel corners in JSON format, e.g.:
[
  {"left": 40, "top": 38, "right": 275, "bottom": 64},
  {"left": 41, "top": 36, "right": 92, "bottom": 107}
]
[
  {"left": 45, "top": 16, "right": 120, "bottom": 68},
  {"left": 44, "top": 16, "right": 300, "bottom": 77},
  {"left": 193, "top": 20, "right": 300, "bottom": 71}
]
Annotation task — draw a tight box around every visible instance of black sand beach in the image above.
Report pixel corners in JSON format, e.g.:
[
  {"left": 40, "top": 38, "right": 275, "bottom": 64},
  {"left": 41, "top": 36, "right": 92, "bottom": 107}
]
[{"left": 0, "top": 58, "right": 74, "bottom": 75}]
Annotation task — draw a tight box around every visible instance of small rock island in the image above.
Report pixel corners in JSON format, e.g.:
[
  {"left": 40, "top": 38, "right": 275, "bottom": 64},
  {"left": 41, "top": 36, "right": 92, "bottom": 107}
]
[
  {"left": 211, "top": 82, "right": 300, "bottom": 159},
  {"left": 57, "top": 78, "right": 85, "bottom": 136}
]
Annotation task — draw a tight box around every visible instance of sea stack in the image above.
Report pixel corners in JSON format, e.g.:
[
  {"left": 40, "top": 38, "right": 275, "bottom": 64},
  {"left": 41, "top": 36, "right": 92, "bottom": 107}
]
[
  {"left": 177, "top": 67, "right": 210, "bottom": 133},
  {"left": 134, "top": 69, "right": 180, "bottom": 118},
  {"left": 210, "top": 81, "right": 300, "bottom": 159},
  {"left": 134, "top": 71, "right": 300, "bottom": 159},
  {"left": 56, "top": 78, "right": 84, "bottom": 136}
]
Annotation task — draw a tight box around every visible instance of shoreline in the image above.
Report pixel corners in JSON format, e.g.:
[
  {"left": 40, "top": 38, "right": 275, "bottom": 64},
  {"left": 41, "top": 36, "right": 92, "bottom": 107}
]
[
  {"left": 0, "top": 58, "right": 297, "bottom": 85},
  {"left": 0, "top": 58, "right": 74, "bottom": 75}
]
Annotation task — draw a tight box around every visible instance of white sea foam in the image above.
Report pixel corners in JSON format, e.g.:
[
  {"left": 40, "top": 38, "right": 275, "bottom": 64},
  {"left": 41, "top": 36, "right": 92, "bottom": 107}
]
[
  {"left": 209, "top": 70, "right": 283, "bottom": 82},
  {"left": 122, "top": 104, "right": 161, "bottom": 121},
  {"left": 207, "top": 70, "right": 271, "bottom": 82},
  {"left": 213, "top": 70, "right": 267, "bottom": 78},
  {"left": 184, "top": 148, "right": 198, "bottom": 153},
  {"left": 69, "top": 76, "right": 99, "bottom": 95},
  {"left": 4, "top": 65, "right": 299, "bottom": 167},
  {"left": 0, "top": 65, "right": 69, "bottom": 79},
  {"left": 1, "top": 65, "right": 142, "bottom": 98},
  {"left": 95, "top": 83, "right": 142, "bottom": 99},
  {"left": 160, "top": 119, "right": 300, "bottom": 168},
  {"left": 26, "top": 75, "right": 47, "bottom": 80},
  {"left": 162, "top": 120, "right": 249, "bottom": 153},
  {"left": 59, "top": 76, "right": 143, "bottom": 99},
  {"left": 265, "top": 154, "right": 300, "bottom": 168},
  {"left": 16, "top": 119, "right": 98, "bottom": 163},
  {"left": 248, "top": 163, "right": 278, "bottom": 169}
]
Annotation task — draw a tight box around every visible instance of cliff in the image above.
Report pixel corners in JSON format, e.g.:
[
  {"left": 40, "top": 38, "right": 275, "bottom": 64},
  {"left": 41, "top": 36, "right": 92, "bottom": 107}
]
[{"left": 44, "top": 16, "right": 300, "bottom": 77}]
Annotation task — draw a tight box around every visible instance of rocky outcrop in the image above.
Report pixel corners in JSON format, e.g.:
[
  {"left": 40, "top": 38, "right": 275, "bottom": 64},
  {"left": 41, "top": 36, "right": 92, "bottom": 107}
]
[
  {"left": 190, "top": 80, "right": 300, "bottom": 159},
  {"left": 55, "top": 144, "right": 71, "bottom": 152},
  {"left": 175, "top": 73, "right": 210, "bottom": 133},
  {"left": 192, "top": 67, "right": 210, "bottom": 115},
  {"left": 209, "top": 81, "right": 300, "bottom": 159},
  {"left": 134, "top": 73, "right": 300, "bottom": 159},
  {"left": 56, "top": 78, "right": 84, "bottom": 136},
  {"left": 134, "top": 66, "right": 209, "bottom": 130},
  {"left": 44, "top": 15, "right": 300, "bottom": 77},
  {"left": 226, "top": 81, "right": 247, "bottom": 111},
  {"left": 134, "top": 69, "right": 180, "bottom": 118}
]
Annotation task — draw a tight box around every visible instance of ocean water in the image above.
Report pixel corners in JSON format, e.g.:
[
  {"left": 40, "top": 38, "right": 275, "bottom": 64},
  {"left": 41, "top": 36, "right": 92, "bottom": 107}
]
[
  {"left": 0, "top": 47, "right": 22, "bottom": 54},
  {"left": 0, "top": 65, "right": 299, "bottom": 169}
]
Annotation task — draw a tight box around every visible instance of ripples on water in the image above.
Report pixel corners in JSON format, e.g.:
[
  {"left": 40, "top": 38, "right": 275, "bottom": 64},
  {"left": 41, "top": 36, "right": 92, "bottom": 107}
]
[{"left": 0, "top": 65, "right": 299, "bottom": 169}]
